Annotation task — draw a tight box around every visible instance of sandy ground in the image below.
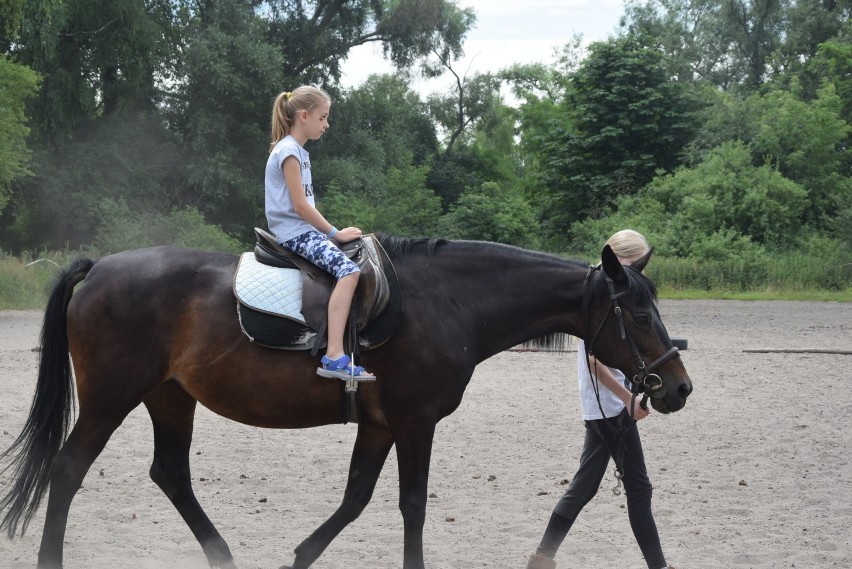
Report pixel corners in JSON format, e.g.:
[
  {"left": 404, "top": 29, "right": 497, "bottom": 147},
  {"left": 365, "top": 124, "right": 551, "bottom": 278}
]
[{"left": 1, "top": 300, "right": 851, "bottom": 569}]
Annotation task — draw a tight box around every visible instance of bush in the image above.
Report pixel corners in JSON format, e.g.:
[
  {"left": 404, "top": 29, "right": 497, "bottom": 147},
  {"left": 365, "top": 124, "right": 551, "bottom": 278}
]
[
  {"left": 438, "top": 181, "right": 541, "bottom": 248},
  {"left": 0, "top": 250, "right": 79, "bottom": 309},
  {"left": 648, "top": 247, "right": 851, "bottom": 292},
  {"left": 93, "top": 200, "right": 245, "bottom": 255}
]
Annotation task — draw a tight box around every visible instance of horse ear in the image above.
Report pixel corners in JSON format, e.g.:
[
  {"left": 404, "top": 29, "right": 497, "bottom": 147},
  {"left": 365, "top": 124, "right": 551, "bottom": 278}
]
[
  {"left": 631, "top": 247, "right": 653, "bottom": 273},
  {"left": 601, "top": 244, "right": 627, "bottom": 282}
]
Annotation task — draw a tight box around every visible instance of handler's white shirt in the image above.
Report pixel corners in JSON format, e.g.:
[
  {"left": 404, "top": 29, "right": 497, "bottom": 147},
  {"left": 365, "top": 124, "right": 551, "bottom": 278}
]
[{"left": 577, "top": 340, "right": 628, "bottom": 420}]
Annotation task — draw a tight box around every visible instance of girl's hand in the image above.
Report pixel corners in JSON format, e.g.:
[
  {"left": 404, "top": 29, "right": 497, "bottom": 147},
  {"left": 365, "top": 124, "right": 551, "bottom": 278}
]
[{"left": 334, "top": 227, "right": 363, "bottom": 243}]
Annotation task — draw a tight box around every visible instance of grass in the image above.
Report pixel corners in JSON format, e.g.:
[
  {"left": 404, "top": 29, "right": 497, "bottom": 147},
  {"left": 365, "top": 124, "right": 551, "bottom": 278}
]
[
  {"left": 657, "top": 287, "right": 852, "bottom": 302},
  {"left": 0, "top": 252, "right": 80, "bottom": 310}
]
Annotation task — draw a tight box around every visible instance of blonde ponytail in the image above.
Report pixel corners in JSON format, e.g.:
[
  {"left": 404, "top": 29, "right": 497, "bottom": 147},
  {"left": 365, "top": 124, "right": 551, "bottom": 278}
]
[{"left": 269, "top": 86, "right": 331, "bottom": 152}]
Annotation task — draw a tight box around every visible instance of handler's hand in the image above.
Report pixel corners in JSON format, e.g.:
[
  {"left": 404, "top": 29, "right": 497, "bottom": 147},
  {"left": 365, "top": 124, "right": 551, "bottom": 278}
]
[
  {"left": 335, "top": 227, "right": 364, "bottom": 243},
  {"left": 629, "top": 398, "right": 650, "bottom": 420}
]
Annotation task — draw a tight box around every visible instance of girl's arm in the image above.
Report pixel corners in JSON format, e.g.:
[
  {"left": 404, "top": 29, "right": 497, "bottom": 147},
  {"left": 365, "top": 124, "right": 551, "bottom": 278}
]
[
  {"left": 587, "top": 354, "right": 649, "bottom": 419},
  {"left": 283, "top": 156, "right": 363, "bottom": 243},
  {"left": 283, "top": 155, "right": 334, "bottom": 235}
]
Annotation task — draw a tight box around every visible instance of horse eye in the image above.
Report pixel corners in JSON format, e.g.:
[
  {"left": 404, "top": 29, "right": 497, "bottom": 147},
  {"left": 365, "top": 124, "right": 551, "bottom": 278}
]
[{"left": 634, "top": 313, "right": 650, "bottom": 326}]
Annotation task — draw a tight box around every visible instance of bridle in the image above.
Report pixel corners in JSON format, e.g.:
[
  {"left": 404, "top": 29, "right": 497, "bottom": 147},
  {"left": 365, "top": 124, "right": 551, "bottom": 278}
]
[{"left": 582, "top": 264, "right": 680, "bottom": 414}]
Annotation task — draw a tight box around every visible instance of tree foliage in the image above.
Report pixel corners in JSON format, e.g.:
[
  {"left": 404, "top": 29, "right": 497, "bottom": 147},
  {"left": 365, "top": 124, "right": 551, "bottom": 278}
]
[
  {"left": 0, "top": 56, "right": 39, "bottom": 215},
  {"left": 438, "top": 181, "right": 540, "bottom": 248},
  {"left": 0, "top": 0, "right": 475, "bottom": 250},
  {"left": 571, "top": 142, "right": 808, "bottom": 260},
  {"left": 522, "top": 34, "right": 700, "bottom": 241},
  {"left": 0, "top": 0, "right": 848, "bottom": 274},
  {"left": 622, "top": 0, "right": 851, "bottom": 90}
]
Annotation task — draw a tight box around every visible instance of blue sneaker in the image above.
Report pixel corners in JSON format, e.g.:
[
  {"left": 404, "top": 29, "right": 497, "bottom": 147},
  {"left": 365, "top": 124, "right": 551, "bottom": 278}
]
[{"left": 317, "top": 354, "right": 376, "bottom": 381}]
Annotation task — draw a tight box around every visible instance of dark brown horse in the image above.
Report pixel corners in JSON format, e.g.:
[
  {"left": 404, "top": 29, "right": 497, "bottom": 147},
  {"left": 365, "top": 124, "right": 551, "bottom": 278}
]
[{"left": 0, "top": 235, "right": 691, "bottom": 569}]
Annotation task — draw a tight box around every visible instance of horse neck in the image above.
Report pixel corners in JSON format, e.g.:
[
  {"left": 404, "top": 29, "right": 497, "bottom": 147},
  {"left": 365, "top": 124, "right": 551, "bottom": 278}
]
[{"left": 407, "top": 240, "right": 589, "bottom": 360}]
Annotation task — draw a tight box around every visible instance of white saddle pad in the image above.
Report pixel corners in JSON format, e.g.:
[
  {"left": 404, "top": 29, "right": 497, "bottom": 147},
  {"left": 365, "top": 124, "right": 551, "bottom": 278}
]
[{"left": 233, "top": 253, "right": 307, "bottom": 323}]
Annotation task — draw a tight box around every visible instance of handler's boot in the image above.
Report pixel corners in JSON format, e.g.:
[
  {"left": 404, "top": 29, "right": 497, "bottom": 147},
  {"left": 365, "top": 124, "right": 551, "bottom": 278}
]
[{"left": 526, "top": 553, "right": 556, "bottom": 569}]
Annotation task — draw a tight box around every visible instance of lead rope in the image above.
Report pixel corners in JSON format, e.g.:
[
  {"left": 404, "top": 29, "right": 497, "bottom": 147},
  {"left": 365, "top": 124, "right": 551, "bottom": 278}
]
[{"left": 588, "top": 355, "right": 629, "bottom": 497}]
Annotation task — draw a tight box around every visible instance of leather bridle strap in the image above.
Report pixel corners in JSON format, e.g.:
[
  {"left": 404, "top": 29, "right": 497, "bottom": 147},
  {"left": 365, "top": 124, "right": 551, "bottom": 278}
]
[{"left": 582, "top": 264, "right": 681, "bottom": 417}]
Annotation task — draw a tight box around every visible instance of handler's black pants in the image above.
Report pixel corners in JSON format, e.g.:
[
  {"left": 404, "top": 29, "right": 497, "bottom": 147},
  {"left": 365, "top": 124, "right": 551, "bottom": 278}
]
[{"left": 536, "top": 409, "right": 667, "bottom": 569}]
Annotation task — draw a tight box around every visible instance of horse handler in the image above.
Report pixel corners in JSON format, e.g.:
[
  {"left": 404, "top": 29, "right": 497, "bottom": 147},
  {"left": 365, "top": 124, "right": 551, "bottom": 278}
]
[{"left": 527, "top": 230, "right": 675, "bottom": 569}]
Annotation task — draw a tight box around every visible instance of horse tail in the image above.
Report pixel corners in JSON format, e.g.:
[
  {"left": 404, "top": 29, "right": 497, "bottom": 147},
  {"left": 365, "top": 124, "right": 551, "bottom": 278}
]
[{"left": 0, "top": 257, "right": 94, "bottom": 538}]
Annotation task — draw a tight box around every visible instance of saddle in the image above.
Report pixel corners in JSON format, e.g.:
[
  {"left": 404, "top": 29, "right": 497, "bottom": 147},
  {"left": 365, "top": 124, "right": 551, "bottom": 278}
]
[{"left": 233, "top": 228, "right": 402, "bottom": 353}]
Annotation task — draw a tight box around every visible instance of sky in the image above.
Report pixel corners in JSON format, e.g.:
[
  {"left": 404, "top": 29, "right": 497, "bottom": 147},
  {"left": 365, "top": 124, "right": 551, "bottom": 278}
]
[{"left": 340, "top": 0, "right": 627, "bottom": 96}]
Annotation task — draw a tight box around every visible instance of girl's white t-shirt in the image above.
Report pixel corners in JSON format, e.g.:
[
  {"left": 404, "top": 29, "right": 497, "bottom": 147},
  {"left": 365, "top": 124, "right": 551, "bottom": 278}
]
[
  {"left": 577, "top": 339, "right": 628, "bottom": 420},
  {"left": 265, "top": 135, "right": 316, "bottom": 243}
]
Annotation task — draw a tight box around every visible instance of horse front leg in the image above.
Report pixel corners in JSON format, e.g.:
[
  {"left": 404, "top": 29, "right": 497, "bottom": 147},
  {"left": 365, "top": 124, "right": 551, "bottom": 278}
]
[
  {"left": 284, "top": 422, "right": 394, "bottom": 569},
  {"left": 393, "top": 418, "right": 436, "bottom": 569}
]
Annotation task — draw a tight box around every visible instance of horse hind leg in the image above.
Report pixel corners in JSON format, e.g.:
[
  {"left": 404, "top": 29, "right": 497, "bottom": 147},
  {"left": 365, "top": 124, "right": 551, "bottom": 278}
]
[
  {"left": 284, "top": 422, "right": 394, "bottom": 569},
  {"left": 36, "top": 409, "right": 128, "bottom": 568},
  {"left": 143, "top": 380, "right": 237, "bottom": 569}
]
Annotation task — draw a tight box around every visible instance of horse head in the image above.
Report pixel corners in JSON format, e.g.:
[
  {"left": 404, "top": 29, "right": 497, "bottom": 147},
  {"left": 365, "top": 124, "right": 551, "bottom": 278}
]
[{"left": 583, "top": 244, "right": 692, "bottom": 413}]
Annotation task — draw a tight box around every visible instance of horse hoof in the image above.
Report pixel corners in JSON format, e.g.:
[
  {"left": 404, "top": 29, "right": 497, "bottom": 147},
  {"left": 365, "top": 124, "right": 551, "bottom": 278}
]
[{"left": 527, "top": 553, "right": 557, "bottom": 569}]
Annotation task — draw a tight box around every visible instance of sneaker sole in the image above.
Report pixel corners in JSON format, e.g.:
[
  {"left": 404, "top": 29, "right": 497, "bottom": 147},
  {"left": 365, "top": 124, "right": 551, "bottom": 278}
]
[{"left": 316, "top": 367, "right": 377, "bottom": 382}]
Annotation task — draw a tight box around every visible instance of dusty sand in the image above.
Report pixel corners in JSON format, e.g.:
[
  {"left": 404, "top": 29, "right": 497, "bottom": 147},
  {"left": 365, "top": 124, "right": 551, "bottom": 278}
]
[{"left": 1, "top": 300, "right": 851, "bottom": 569}]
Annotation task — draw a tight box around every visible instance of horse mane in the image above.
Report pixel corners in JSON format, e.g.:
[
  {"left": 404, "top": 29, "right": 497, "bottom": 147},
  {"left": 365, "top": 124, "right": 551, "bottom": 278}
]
[
  {"left": 375, "top": 233, "right": 447, "bottom": 262},
  {"left": 517, "top": 333, "right": 573, "bottom": 353}
]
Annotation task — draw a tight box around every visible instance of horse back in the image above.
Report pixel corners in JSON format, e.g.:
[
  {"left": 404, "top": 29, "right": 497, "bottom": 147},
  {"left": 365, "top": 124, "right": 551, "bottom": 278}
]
[
  {"left": 70, "top": 246, "right": 237, "bottom": 325},
  {"left": 65, "top": 247, "right": 366, "bottom": 428}
]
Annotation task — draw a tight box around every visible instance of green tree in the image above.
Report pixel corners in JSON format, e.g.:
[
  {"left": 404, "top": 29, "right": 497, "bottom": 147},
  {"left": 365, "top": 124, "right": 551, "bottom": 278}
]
[
  {"left": 1, "top": 0, "right": 476, "bottom": 251},
  {"left": 428, "top": 88, "right": 520, "bottom": 210},
  {"left": 0, "top": 56, "right": 39, "bottom": 216},
  {"left": 322, "top": 154, "right": 441, "bottom": 237},
  {"left": 623, "top": 0, "right": 851, "bottom": 90},
  {"left": 316, "top": 74, "right": 438, "bottom": 172},
  {"left": 170, "top": 0, "right": 284, "bottom": 238},
  {"left": 802, "top": 30, "right": 852, "bottom": 124},
  {"left": 529, "top": 34, "right": 699, "bottom": 240},
  {"left": 572, "top": 142, "right": 809, "bottom": 260},
  {"left": 438, "top": 181, "right": 539, "bottom": 248},
  {"left": 684, "top": 80, "right": 850, "bottom": 230},
  {"left": 9, "top": 0, "right": 179, "bottom": 145},
  {"left": 621, "top": 0, "right": 734, "bottom": 85},
  {"left": 1, "top": 0, "right": 187, "bottom": 250},
  {"left": 426, "top": 61, "right": 501, "bottom": 154},
  {"left": 310, "top": 74, "right": 441, "bottom": 235},
  {"left": 264, "top": 0, "right": 474, "bottom": 84},
  {"left": 750, "top": 81, "right": 850, "bottom": 227},
  {"left": 0, "top": 0, "right": 24, "bottom": 41}
]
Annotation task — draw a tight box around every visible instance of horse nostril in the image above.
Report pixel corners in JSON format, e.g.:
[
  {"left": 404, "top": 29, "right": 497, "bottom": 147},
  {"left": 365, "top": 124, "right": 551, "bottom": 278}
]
[{"left": 678, "top": 382, "right": 693, "bottom": 400}]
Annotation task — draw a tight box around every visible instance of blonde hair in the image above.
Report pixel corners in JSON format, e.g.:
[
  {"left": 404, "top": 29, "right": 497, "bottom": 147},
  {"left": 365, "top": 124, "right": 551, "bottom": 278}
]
[
  {"left": 605, "top": 229, "right": 649, "bottom": 262},
  {"left": 270, "top": 86, "right": 331, "bottom": 151}
]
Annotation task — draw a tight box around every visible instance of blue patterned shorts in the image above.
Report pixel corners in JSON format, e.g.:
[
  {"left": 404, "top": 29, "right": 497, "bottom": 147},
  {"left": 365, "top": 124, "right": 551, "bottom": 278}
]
[{"left": 283, "top": 230, "right": 360, "bottom": 280}]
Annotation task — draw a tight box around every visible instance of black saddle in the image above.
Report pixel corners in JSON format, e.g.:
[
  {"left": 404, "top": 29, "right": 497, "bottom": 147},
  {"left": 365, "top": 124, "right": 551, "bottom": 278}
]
[{"left": 236, "top": 228, "right": 402, "bottom": 352}]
